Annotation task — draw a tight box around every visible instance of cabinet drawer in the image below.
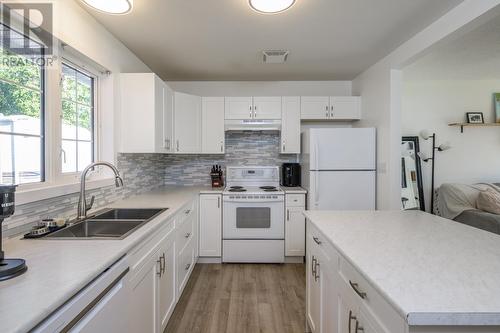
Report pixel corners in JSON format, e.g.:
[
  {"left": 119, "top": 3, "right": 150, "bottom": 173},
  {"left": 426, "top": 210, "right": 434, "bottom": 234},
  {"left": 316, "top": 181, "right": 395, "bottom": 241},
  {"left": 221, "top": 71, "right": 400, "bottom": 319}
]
[
  {"left": 177, "top": 239, "right": 195, "bottom": 298},
  {"left": 286, "top": 194, "right": 305, "bottom": 207},
  {"left": 176, "top": 213, "right": 194, "bottom": 254},
  {"left": 176, "top": 200, "right": 195, "bottom": 226},
  {"left": 339, "top": 258, "right": 406, "bottom": 333},
  {"left": 307, "top": 222, "right": 338, "bottom": 267}
]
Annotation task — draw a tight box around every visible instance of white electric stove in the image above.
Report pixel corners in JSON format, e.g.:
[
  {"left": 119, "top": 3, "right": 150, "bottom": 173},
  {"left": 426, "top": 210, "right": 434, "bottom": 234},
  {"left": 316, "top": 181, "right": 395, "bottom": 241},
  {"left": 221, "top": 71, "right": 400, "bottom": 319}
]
[{"left": 222, "top": 166, "right": 285, "bottom": 263}]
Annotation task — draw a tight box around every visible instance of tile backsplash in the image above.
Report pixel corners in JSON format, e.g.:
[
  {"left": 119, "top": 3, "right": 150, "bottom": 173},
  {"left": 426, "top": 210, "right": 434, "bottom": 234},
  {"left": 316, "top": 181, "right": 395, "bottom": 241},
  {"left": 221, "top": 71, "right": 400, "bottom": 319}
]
[
  {"left": 164, "top": 131, "right": 297, "bottom": 186},
  {"left": 3, "top": 131, "right": 296, "bottom": 237}
]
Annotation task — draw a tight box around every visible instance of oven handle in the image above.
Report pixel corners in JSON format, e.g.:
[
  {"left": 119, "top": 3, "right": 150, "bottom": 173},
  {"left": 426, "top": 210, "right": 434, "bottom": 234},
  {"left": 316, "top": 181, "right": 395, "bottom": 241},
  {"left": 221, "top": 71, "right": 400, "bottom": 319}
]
[{"left": 223, "top": 198, "right": 284, "bottom": 204}]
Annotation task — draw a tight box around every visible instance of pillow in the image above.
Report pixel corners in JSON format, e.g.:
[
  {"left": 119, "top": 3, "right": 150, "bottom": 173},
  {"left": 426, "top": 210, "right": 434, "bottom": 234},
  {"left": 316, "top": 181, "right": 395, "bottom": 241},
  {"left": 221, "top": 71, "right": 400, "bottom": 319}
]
[{"left": 477, "top": 188, "right": 500, "bottom": 215}]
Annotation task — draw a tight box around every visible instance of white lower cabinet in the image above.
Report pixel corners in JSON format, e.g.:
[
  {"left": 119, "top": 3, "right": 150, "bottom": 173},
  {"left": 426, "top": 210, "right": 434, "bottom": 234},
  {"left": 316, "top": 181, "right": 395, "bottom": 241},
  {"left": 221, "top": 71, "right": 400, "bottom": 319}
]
[
  {"left": 306, "top": 221, "right": 406, "bottom": 333},
  {"left": 285, "top": 194, "right": 306, "bottom": 257},
  {"left": 158, "top": 234, "right": 176, "bottom": 332},
  {"left": 199, "top": 194, "right": 222, "bottom": 257}
]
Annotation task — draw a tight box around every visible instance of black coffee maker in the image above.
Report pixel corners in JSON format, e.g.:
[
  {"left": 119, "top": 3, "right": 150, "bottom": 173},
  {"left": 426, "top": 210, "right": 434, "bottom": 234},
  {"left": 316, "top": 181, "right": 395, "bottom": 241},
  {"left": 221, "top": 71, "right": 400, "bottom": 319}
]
[
  {"left": 281, "top": 163, "right": 301, "bottom": 187},
  {"left": 0, "top": 185, "right": 27, "bottom": 281}
]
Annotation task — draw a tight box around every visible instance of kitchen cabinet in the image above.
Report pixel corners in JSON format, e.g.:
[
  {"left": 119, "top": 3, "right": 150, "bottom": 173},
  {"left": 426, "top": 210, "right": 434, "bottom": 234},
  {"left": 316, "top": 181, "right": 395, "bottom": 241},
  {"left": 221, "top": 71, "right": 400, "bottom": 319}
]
[
  {"left": 281, "top": 96, "right": 301, "bottom": 154},
  {"left": 225, "top": 97, "right": 253, "bottom": 119},
  {"left": 163, "top": 84, "right": 175, "bottom": 153},
  {"left": 174, "top": 92, "right": 202, "bottom": 153},
  {"left": 301, "top": 96, "right": 361, "bottom": 120},
  {"left": 176, "top": 200, "right": 198, "bottom": 298},
  {"left": 253, "top": 96, "right": 282, "bottom": 119},
  {"left": 128, "top": 247, "right": 161, "bottom": 333},
  {"left": 225, "top": 96, "right": 282, "bottom": 120},
  {"left": 120, "top": 73, "right": 172, "bottom": 153},
  {"left": 158, "top": 233, "right": 176, "bottom": 332},
  {"left": 285, "top": 193, "right": 306, "bottom": 256},
  {"left": 199, "top": 194, "right": 222, "bottom": 257},
  {"left": 306, "top": 232, "right": 322, "bottom": 333},
  {"left": 202, "top": 97, "right": 225, "bottom": 154}
]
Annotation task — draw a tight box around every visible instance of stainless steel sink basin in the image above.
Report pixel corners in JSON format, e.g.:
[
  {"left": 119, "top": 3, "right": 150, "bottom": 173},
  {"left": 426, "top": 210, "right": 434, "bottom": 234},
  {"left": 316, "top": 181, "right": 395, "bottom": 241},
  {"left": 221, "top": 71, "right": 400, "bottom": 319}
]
[
  {"left": 46, "top": 208, "right": 167, "bottom": 240},
  {"left": 93, "top": 208, "right": 165, "bottom": 220}
]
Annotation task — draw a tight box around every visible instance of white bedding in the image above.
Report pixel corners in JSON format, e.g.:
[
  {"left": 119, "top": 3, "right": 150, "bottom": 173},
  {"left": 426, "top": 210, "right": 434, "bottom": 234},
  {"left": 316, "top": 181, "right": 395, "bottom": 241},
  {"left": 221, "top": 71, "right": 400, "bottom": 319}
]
[{"left": 435, "top": 183, "right": 500, "bottom": 219}]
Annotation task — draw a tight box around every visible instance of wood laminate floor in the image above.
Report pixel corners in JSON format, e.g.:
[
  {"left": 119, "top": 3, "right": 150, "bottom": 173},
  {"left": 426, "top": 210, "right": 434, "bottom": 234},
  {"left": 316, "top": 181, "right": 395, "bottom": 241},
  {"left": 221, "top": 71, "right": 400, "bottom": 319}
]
[{"left": 164, "top": 263, "right": 306, "bottom": 333}]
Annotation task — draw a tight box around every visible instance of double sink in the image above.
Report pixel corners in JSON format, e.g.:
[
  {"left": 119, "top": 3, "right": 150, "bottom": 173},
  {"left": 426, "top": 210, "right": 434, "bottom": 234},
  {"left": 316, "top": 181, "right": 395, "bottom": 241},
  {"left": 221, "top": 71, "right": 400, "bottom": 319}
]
[{"left": 46, "top": 208, "right": 167, "bottom": 240}]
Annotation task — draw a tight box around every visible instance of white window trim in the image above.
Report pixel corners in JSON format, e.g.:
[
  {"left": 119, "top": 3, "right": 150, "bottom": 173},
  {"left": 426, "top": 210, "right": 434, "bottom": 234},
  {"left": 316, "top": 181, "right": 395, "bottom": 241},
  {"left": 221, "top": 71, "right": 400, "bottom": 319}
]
[{"left": 13, "top": 44, "right": 116, "bottom": 205}]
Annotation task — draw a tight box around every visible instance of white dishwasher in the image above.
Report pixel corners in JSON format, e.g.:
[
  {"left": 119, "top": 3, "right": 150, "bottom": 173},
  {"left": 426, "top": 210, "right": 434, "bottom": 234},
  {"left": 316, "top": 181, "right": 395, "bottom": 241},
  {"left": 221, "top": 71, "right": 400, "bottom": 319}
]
[{"left": 33, "top": 256, "right": 129, "bottom": 333}]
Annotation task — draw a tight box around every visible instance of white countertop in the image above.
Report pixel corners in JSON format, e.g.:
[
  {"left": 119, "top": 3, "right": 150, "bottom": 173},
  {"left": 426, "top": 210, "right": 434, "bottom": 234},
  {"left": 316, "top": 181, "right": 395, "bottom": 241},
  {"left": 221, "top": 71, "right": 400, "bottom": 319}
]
[
  {"left": 0, "top": 186, "right": 210, "bottom": 333},
  {"left": 281, "top": 186, "right": 307, "bottom": 194},
  {"left": 304, "top": 210, "right": 500, "bottom": 326}
]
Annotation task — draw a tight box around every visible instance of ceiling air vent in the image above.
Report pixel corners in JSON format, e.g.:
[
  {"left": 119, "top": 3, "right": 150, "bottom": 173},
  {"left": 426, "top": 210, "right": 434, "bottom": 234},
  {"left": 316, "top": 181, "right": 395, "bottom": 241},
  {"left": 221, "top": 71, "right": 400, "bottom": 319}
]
[{"left": 262, "top": 50, "right": 289, "bottom": 64}]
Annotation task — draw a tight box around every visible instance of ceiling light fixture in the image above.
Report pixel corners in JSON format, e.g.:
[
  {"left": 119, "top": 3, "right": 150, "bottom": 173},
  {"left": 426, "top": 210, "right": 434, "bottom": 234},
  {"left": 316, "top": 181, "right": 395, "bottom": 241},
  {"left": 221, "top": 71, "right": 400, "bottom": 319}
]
[
  {"left": 249, "top": 0, "right": 295, "bottom": 14},
  {"left": 82, "top": 0, "right": 133, "bottom": 15}
]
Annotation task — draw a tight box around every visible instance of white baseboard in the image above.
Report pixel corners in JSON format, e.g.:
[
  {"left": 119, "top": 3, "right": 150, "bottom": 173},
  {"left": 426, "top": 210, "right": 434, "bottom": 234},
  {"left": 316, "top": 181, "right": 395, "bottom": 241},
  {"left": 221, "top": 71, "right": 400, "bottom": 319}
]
[
  {"left": 285, "top": 256, "right": 305, "bottom": 263},
  {"left": 197, "top": 257, "right": 222, "bottom": 264}
]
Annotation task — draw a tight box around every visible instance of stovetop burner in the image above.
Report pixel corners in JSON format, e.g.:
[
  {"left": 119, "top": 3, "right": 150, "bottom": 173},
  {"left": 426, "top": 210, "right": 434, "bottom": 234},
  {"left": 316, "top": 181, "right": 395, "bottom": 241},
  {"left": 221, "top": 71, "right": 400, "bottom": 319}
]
[
  {"left": 260, "top": 186, "right": 277, "bottom": 190},
  {"left": 228, "top": 188, "right": 247, "bottom": 192},
  {"left": 230, "top": 186, "right": 244, "bottom": 189}
]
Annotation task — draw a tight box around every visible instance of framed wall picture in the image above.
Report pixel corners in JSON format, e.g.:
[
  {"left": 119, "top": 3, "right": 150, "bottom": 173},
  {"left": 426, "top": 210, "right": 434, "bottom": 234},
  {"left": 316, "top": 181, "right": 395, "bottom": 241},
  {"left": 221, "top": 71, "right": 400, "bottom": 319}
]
[
  {"left": 495, "top": 93, "right": 500, "bottom": 123},
  {"left": 466, "top": 112, "right": 484, "bottom": 124}
]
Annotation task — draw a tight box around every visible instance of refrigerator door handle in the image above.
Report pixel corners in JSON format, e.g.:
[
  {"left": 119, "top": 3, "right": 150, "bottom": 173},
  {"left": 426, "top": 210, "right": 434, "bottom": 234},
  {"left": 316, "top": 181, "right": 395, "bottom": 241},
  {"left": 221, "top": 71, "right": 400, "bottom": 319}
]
[{"left": 315, "top": 172, "right": 319, "bottom": 205}]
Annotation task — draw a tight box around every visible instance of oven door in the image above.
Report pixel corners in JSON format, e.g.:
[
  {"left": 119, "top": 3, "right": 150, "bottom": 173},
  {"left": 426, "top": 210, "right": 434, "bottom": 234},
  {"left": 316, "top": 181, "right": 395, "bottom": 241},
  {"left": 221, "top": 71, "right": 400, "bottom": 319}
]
[{"left": 223, "top": 197, "right": 284, "bottom": 239}]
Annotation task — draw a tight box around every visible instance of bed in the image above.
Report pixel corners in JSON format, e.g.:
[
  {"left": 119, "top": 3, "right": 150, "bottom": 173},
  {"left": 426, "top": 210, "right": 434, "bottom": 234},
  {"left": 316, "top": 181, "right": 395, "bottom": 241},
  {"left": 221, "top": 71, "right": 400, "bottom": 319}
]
[{"left": 435, "top": 183, "right": 500, "bottom": 235}]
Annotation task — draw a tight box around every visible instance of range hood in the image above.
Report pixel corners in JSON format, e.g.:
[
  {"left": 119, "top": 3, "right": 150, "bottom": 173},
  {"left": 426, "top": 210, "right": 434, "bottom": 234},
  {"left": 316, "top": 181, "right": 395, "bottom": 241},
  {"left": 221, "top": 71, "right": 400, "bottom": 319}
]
[{"left": 225, "top": 119, "right": 281, "bottom": 132}]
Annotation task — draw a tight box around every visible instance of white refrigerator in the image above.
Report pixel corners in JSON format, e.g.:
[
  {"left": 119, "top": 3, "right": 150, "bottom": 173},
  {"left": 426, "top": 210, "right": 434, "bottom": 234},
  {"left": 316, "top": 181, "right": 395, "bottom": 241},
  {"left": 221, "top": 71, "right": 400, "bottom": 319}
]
[{"left": 300, "top": 128, "right": 376, "bottom": 210}]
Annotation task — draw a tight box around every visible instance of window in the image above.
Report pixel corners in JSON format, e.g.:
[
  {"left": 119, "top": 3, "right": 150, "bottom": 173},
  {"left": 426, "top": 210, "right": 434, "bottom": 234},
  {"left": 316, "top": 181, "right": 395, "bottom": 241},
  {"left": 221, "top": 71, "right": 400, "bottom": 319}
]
[
  {"left": 60, "top": 63, "right": 95, "bottom": 173},
  {"left": 0, "top": 24, "right": 45, "bottom": 185}
]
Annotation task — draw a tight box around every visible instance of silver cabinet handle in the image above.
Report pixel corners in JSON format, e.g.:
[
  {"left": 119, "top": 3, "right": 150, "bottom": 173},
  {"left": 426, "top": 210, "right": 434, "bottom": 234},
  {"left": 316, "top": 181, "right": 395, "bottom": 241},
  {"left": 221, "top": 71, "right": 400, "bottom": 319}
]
[
  {"left": 185, "top": 232, "right": 191, "bottom": 239},
  {"left": 185, "top": 209, "right": 191, "bottom": 215},
  {"left": 330, "top": 105, "right": 334, "bottom": 118},
  {"left": 282, "top": 140, "right": 286, "bottom": 152},
  {"left": 355, "top": 320, "right": 364, "bottom": 332},
  {"left": 325, "top": 105, "right": 329, "bottom": 118},
  {"left": 349, "top": 280, "right": 367, "bottom": 299},
  {"left": 314, "top": 261, "right": 320, "bottom": 281},
  {"left": 249, "top": 105, "right": 253, "bottom": 118},
  {"left": 220, "top": 141, "right": 223, "bottom": 152},
  {"left": 157, "top": 254, "right": 165, "bottom": 277},
  {"left": 287, "top": 209, "right": 290, "bottom": 221},
  {"left": 161, "top": 253, "right": 166, "bottom": 276},
  {"left": 217, "top": 196, "right": 220, "bottom": 208},
  {"left": 165, "top": 139, "right": 170, "bottom": 150},
  {"left": 185, "top": 263, "right": 191, "bottom": 271},
  {"left": 313, "top": 236, "right": 322, "bottom": 245},
  {"left": 311, "top": 256, "right": 317, "bottom": 277},
  {"left": 349, "top": 310, "right": 357, "bottom": 332},
  {"left": 176, "top": 140, "right": 180, "bottom": 152}
]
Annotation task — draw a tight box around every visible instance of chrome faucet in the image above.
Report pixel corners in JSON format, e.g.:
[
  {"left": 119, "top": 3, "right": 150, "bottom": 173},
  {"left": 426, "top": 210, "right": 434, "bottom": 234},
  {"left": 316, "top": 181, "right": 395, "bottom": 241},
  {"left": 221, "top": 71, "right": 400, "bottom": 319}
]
[{"left": 77, "top": 161, "right": 124, "bottom": 220}]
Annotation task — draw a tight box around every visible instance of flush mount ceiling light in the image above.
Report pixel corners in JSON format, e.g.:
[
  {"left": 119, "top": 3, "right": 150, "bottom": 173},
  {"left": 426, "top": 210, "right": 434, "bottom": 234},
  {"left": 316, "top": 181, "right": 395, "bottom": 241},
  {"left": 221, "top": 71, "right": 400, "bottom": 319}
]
[
  {"left": 249, "top": 0, "right": 295, "bottom": 14},
  {"left": 82, "top": 0, "right": 133, "bottom": 15}
]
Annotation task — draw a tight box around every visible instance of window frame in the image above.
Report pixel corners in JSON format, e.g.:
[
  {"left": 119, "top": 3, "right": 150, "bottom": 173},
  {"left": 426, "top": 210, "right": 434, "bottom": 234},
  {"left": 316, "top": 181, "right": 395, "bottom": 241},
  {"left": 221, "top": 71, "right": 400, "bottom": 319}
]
[
  {"left": 0, "top": 23, "right": 46, "bottom": 186},
  {"left": 58, "top": 57, "right": 99, "bottom": 179}
]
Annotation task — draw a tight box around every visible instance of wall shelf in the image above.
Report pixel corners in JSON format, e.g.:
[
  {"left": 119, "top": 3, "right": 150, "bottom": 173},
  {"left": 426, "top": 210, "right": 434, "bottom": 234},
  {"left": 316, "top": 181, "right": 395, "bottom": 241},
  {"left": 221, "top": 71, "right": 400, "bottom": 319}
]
[{"left": 448, "top": 123, "right": 500, "bottom": 133}]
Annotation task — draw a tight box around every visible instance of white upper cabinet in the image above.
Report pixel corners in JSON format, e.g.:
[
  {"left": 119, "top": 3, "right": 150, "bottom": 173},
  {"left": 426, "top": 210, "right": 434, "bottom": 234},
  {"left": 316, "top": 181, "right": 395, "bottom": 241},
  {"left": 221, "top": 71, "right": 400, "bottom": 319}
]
[
  {"left": 281, "top": 96, "right": 301, "bottom": 154},
  {"left": 225, "top": 97, "right": 253, "bottom": 120},
  {"left": 253, "top": 96, "right": 282, "bottom": 119},
  {"left": 330, "top": 96, "right": 361, "bottom": 120},
  {"left": 300, "top": 96, "right": 330, "bottom": 120},
  {"left": 202, "top": 97, "right": 225, "bottom": 154},
  {"left": 120, "top": 73, "right": 170, "bottom": 153},
  {"left": 174, "top": 92, "right": 202, "bottom": 153},
  {"left": 301, "top": 96, "right": 361, "bottom": 120}
]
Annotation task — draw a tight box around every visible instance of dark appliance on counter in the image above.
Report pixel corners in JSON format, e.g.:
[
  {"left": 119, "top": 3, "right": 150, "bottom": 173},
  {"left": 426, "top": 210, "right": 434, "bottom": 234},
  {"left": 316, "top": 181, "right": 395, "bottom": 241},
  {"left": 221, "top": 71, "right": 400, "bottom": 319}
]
[
  {"left": 211, "top": 165, "right": 224, "bottom": 188},
  {"left": 0, "top": 185, "right": 27, "bottom": 281},
  {"left": 281, "top": 163, "right": 301, "bottom": 187}
]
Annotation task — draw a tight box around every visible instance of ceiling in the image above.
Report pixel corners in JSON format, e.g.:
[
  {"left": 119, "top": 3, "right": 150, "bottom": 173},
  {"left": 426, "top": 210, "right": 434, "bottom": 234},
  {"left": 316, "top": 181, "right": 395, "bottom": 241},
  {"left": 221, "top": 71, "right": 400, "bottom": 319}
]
[
  {"left": 404, "top": 13, "right": 500, "bottom": 81},
  {"left": 81, "top": 0, "right": 463, "bottom": 81}
]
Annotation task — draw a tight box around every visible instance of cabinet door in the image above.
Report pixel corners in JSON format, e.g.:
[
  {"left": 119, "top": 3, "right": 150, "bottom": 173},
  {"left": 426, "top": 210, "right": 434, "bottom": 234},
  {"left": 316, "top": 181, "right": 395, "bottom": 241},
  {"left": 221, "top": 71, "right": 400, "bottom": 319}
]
[
  {"left": 300, "top": 96, "right": 330, "bottom": 120},
  {"left": 202, "top": 97, "right": 225, "bottom": 154},
  {"left": 199, "top": 195, "right": 222, "bottom": 257},
  {"left": 225, "top": 97, "right": 253, "bottom": 120},
  {"left": 158, "top": 236, "right": 176, "bottom": 332},
  {"left": 330, "top": 96, "right": 361, "bottom": 120},
  {"left": 281, "top": 96, "right": 301, "bottom": 154},
  {"left": 174, "top": 92, "right": 202, "bottom": 153},
  {"left": 285, "top": 206, "right": 305, "bottom": 256},
  {"left": 306, "top": 237, "right": 321, "bottom": 333},
  {"left": 177, "top": 241, "right": 195, "bottom": 298},
  {"left": 321, "top": 263, "right": 339, "bottom": 333},
  {"left": 163, "top": 83, "right": 175, "bottom": 153},
  {"left": 128, "top": 251, "right": 160, "bottom": 333},
  {"left": 253, "top": 96, "right": 282, "bottom": 119}
]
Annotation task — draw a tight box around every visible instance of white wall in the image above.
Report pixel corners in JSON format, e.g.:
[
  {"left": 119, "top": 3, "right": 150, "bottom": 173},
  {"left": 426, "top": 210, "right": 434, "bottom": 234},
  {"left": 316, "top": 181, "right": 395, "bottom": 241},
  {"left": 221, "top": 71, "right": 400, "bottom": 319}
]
[
  {"left": 352, "top": 0, "right": 500, "bottom": 210},
  {"left": 51, "top": 0, "right": 151, "bottom": 161},
  {"left": 168, "top": 81, "right": 352, "bottom": 96},
  {"left": 402, "top": 79, "right": 500, "bottom": 210}
]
